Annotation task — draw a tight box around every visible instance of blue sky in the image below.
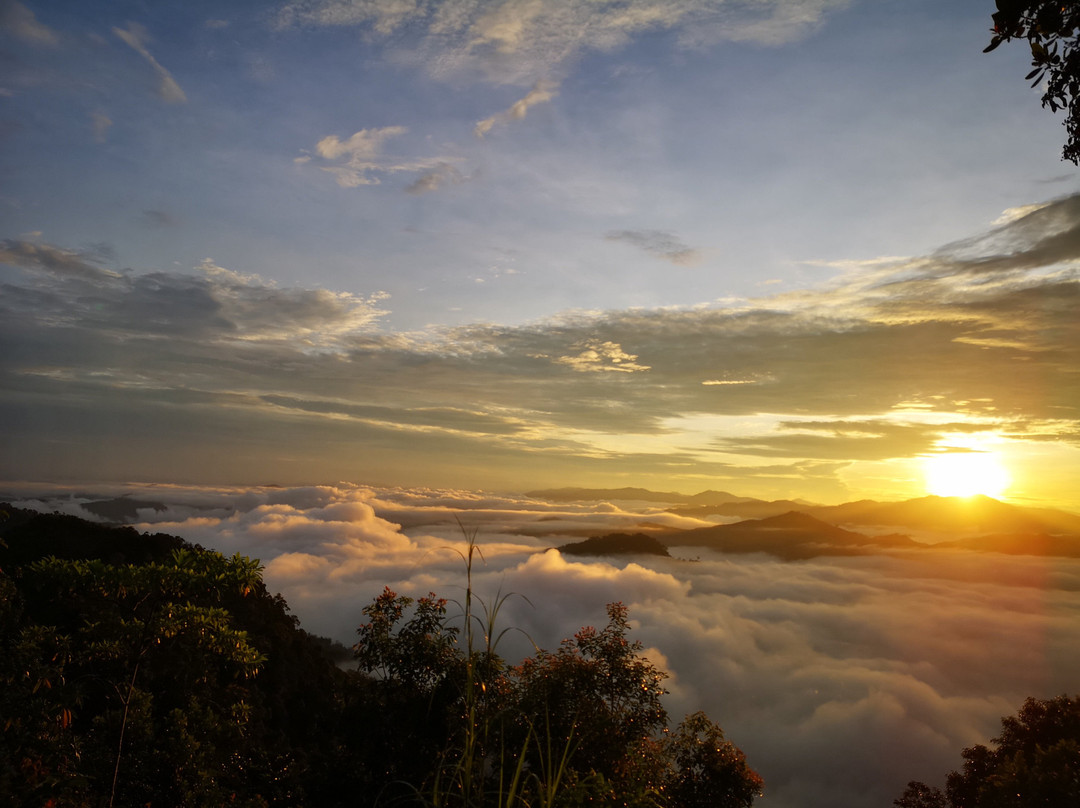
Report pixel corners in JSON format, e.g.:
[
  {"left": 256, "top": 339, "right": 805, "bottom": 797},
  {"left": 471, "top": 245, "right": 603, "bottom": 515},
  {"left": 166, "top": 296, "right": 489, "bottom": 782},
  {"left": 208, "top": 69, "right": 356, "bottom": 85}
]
[{"left": 2, "top": 0, "right": 1079, "bottom": 506}]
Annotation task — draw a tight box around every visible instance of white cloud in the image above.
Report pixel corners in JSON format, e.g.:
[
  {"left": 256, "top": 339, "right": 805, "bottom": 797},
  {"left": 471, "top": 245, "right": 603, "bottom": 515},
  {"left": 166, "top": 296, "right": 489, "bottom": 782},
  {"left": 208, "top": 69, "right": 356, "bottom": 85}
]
[{"left": 113, "top": 22, "right": 188, "bottom": 104}]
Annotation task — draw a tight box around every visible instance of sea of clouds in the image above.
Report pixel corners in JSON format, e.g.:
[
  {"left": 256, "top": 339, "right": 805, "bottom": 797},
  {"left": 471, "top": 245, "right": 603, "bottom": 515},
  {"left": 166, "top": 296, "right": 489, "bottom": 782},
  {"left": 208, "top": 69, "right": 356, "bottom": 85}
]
[{"left": 5, "top": 481, "right": 1080, "bottom": 808}]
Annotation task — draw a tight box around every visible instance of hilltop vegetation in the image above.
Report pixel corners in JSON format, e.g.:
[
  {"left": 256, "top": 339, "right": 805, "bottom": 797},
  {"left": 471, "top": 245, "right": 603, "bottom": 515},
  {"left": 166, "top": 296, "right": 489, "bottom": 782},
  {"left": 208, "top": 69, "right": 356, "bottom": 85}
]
[{"left": 0, "top": 506, "right": 760, "bottom": 808}]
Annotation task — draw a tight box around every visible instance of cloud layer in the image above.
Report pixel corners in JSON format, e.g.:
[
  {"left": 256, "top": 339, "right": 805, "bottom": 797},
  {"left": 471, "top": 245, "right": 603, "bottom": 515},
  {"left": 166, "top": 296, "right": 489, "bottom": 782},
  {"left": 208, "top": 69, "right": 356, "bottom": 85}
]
[
  {"left": 2, "top": 196, "right": 1078, "bottom": 503},
  {"left": 4, "top": 481, "right": 1078, "bottom": 808}
]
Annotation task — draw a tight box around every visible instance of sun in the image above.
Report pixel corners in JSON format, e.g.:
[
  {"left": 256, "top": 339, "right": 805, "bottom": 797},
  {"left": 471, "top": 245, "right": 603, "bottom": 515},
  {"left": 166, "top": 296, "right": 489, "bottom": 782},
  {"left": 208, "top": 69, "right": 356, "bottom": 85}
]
[{"left": 922, "top": 452, "right": 1011, "bottom": 499}]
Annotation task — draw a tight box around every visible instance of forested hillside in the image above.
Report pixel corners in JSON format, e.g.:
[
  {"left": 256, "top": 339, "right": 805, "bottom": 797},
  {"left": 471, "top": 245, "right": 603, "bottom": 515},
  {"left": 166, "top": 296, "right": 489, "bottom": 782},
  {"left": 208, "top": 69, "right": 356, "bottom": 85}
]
[{"left": 0, "top": 506, "right": 761, "bottom": 808}]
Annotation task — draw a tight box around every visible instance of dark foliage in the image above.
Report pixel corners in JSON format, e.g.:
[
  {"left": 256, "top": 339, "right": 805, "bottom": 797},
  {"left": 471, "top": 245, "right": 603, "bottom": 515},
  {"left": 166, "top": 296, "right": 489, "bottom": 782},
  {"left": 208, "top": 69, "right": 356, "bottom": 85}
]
[
  {"left": 985, "top": 0, "right": 1080, "bottom": 163},
  {"left": 894, "top": 694, "right": 1080, "bottom": 807},
  {"left": 0, "top": 506, "right": 186, "bottom": 567},
  {"left": 0, "top": 505, "right": 352, "bottom": 807},
  {"left": 0, "top": 505, "right": 763, "bottom": 808}
]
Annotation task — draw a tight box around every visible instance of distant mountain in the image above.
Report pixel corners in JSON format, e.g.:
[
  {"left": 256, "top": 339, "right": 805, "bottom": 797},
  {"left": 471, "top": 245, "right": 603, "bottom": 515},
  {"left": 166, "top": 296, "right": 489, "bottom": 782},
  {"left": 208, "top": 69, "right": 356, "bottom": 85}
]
[
  {"left": 556, "top": 532, "right": 671, "bottom": 558},
  {"left": 806, "top": 495, "right": 1080, "bottom": 535},
  {"left": 669, "top": 499, "right": 811, "bottom": 519},
  {"left": 81, "top": 497, "right": 169, "bottom": 522},
  {"left": 626, "top": 492, "right": 1080, "bottom": 535},
  {"left": 654, "top": 511, "right": 920, "bottom": 561},
  {"left": 526, "top": 487, "right": 755, "bottom": 505}
]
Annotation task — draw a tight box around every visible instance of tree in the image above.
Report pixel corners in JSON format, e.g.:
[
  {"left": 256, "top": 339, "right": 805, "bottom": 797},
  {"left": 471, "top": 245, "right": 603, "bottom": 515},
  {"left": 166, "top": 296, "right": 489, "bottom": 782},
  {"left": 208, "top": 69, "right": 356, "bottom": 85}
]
[
  {"left": 894, "top": 694, "right": 1080, "bottom": 807},
  {"left": 511, "top": 601, "right": 670, "bottom": 783},
  {"left": 894, "top": 781, "right": 946, "bottom": 808},
  {"left": 663, "top": 712, "right": 764, "bottom": 808},
  {"left": 984, "top": 1, "right": 1080, "bottom": 163},
  {"left": 18, "top": 551, "right": 266, "bottom": 807}
]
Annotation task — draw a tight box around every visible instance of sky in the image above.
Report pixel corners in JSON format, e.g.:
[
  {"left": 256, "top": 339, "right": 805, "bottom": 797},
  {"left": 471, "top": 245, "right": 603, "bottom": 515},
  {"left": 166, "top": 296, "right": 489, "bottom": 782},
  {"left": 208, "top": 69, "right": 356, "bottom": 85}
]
[
  {"left": 6, "top": 480, "right": 1080, "bottom": 808},
  {"left": 4, "top": 4, "right": 1080, "bottom": 801},
  {"left": 2, "top": 0, "right": 1080, "bottom": 508}
]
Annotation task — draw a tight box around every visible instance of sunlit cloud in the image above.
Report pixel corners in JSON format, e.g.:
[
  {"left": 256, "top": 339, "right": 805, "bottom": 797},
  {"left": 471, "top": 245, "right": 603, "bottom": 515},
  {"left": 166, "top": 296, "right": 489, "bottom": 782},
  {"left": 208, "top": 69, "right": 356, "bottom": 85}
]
[
  {"left": 304, "top": 125, "right": 461, "bottom": 188},
  {"left": 276, "top": 0, "right": 850, "bottom": 84},
  {"left": 475, "top": 79, "right": 559, "bottom": 137},
  {"left": 554, "top": 340, "right": 651, "bottom": 373}
]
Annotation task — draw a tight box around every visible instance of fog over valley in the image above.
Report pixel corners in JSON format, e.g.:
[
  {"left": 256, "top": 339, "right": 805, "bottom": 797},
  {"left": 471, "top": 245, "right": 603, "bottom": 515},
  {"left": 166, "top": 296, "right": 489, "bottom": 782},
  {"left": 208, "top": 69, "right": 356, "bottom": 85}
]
[{"left": 6, "top": 481, "right": 1079, "bottom": 808}]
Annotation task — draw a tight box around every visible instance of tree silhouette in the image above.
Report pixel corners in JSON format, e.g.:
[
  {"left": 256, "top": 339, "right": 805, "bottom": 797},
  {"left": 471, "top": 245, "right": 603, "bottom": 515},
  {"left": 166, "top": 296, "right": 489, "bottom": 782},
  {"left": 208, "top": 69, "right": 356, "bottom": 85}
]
[
  {"left": 985, "top": 1, "right": 1080, "bottom": 163},
  {"left": 894, "top": 694, "right": 1080, "bottom": 807}
]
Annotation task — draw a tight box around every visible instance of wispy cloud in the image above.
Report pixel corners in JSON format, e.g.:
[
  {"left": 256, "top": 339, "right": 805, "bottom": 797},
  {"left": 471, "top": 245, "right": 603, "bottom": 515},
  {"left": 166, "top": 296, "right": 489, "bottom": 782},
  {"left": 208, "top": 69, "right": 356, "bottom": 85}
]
[
  {"left": 0, "top": 239, "right": 121, "bottom": 280},
  {"left": 406, "top": 162, "right": 465, "bottom": 194},
  {"left": 303, "top": 126, "right": 460, "bottom": 189},
  {"left": 276, "top": 0, "right": 850, "bottom": 84},
  {"left": 606, "top": 228, "right": 702, "bottom": 266},
  {"left": 475, "top": 79, "right": 559, "bottom": 137},
  {"left": 0, "top": 0, "right": 59, "bottom": 47},
  {"left": 1, "top": 248, "right": 388, "bottom": 344},
  {"left": 141, "top": 209, "right": 177, "bottom": 228},
  {"left": 113, "top": 22, "right": 188, "bottom": 104},
  {"left": 90, "top": 110, "right": 112, "bottom": 143}
]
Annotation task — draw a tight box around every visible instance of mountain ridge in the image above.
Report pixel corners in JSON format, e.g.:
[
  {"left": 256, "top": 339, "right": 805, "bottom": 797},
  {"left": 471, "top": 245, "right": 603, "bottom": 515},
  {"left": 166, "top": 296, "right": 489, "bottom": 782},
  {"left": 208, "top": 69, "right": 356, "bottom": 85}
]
[{"left": 526, "top": 488, "right": 1080, "bottom": 536}]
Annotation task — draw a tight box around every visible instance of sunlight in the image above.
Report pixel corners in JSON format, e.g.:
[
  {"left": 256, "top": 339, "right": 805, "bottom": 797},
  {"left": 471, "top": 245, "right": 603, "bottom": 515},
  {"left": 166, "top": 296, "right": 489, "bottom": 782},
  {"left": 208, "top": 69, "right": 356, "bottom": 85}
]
[{"left": 922, "top": 451, "right": 1011, "bottom": 498}]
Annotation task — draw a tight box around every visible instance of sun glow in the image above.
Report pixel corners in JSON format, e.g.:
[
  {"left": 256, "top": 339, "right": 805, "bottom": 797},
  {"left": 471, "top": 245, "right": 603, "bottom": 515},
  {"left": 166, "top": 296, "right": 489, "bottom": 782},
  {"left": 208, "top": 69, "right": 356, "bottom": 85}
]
[{"left": 923, "top": 452, "right": 1011, "bottom": 499}]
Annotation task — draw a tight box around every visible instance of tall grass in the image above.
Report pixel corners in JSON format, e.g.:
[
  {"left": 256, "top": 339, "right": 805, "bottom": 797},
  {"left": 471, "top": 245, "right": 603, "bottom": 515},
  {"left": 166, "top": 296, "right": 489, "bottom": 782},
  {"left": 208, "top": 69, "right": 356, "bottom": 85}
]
[{"left": 418, "top": 522, "right": 582, "bottom": 808}]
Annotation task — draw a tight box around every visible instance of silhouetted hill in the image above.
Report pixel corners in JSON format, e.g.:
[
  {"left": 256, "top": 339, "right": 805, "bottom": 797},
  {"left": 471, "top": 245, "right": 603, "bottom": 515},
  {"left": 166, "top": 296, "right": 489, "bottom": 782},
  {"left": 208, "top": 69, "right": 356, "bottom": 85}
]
[
  {"left": 637, "top": 493, "right": 1080, "bottom": 539},
  {"left": 81, "top": 496, "right": 169, "bottom": 522},
  {"left": 557, "top": 532, "right": 671, "bottom": 558},
  {"left": 0, "top": 504, "right": 187, "bottom": 567},
  {"left": 653, "top": 511, "right": 920, "bottom": 561},
  {"left": 807, "top": 495, "right": 1080, "bottom": 535}
]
